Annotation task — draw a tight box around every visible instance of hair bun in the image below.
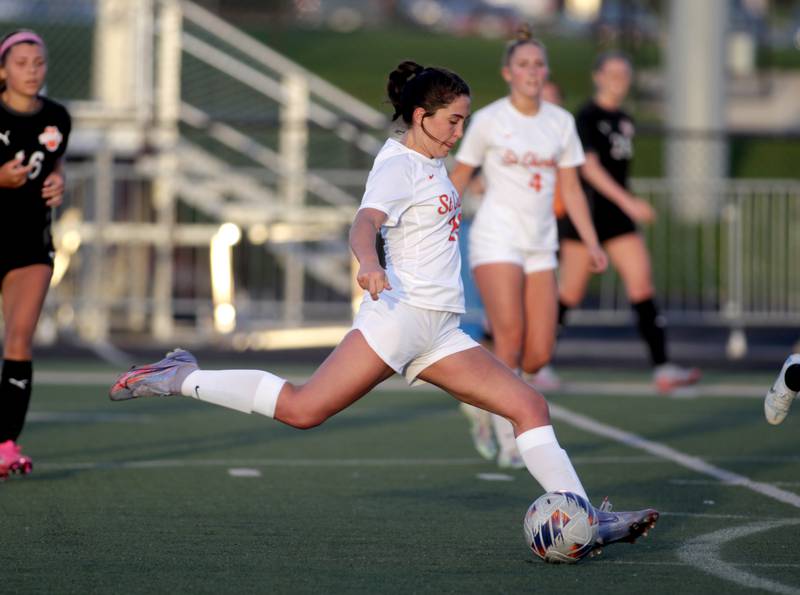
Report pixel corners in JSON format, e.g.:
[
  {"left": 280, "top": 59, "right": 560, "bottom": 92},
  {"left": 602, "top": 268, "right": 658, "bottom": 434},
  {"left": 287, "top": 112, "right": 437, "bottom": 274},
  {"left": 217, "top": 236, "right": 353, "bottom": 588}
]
[
  {"left": 387, "top": 60, "right": 426, "bottom": 119},
  {"left": 515, "top": 24, "right": 533, "bottom": 42}
]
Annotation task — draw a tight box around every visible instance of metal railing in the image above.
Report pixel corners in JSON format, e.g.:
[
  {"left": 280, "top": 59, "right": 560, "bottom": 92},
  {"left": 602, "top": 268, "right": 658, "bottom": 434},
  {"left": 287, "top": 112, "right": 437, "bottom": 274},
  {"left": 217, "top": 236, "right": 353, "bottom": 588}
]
[{"left": 557, "top": 179, "right": 800, "bottom": 329}]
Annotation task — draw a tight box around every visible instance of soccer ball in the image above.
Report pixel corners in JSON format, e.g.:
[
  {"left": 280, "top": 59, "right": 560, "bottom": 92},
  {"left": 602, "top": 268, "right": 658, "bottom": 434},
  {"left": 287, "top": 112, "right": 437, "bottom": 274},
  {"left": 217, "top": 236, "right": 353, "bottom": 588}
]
[{"left": 523, "top": 491, "right": 598, "bottom": 564}]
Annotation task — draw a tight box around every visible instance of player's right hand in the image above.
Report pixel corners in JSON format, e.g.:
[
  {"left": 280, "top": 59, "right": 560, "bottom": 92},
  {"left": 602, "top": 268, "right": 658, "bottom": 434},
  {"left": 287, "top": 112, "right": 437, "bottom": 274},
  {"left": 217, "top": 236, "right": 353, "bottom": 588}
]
[
  {"left": 357, "top": 263, "right": 392, "bottom": 301},
  {"left": 625, "top": 198, "right": 656, "bottom": 224},
  {"left": 0, "top": 157, "right": 33, "bottom": 188}
]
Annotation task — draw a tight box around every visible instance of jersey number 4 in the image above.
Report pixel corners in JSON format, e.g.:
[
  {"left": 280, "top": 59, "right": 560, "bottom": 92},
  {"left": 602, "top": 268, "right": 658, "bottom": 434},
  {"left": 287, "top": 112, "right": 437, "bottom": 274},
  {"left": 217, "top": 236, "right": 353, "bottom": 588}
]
[
  {"left": 15, "top": 150, "right": 45, "bottom": 180},
  {"left": 528, "top": 173, "right": 542, "bottom": 192}
]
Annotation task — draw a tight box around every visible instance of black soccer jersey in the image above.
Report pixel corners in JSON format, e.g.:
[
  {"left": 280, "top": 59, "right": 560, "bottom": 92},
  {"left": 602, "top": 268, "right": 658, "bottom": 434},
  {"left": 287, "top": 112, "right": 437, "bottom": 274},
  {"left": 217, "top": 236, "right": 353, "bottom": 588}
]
[
  {"left": 0, "top": 96, "right": 71, "bottom": 240},
  {"left": 575, "top": 100, "right": 634, "bottom": 194}
]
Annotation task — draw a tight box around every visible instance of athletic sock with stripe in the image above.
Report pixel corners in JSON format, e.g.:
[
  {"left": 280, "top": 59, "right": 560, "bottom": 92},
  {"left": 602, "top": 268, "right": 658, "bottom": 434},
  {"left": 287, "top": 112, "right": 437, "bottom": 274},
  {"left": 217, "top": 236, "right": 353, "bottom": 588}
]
[{"left": 0, "top": 359, "right": 33, "bottom": 442}]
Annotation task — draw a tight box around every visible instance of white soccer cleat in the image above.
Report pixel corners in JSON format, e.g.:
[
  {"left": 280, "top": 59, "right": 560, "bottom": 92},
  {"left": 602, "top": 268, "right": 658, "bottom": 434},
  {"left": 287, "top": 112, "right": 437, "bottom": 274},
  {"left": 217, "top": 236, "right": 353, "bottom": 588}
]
[
  {"left": 653, "top": 363, "right": 701, "bottom": 393},
  {"left": 764, "top": 353, "right": 800, "bottom": 425},
  {"left": 459, "top": 402, "right": 498, "bottom": 460}
]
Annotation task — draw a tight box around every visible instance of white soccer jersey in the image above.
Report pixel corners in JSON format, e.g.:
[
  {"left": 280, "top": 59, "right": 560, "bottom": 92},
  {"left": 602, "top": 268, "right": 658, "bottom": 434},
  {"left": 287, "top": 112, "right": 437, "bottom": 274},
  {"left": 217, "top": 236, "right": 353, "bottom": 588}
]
[
  {"left": 456, "top": 98, "right": 585, "bottom": 252},
  {"left": 359, "top": 138, "right": 465, "bottom": 313}
]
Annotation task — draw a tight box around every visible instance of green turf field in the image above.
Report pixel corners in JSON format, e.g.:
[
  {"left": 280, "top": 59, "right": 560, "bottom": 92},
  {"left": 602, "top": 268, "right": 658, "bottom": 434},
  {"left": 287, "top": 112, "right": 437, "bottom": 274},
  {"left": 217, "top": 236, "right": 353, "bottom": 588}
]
[{"left": 2, "top": 361, "right": 799, "bottom": 594}]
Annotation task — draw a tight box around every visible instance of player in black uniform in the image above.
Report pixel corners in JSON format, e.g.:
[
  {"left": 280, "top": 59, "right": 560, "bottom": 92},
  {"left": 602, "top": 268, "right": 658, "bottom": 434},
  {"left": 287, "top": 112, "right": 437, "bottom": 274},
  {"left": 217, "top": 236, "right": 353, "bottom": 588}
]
[
  {"left": 0, "top": 30, "right": 70, "bottom": 478},
  {"left": 557, "top": 51, "right": 700, "bottom": 393}
]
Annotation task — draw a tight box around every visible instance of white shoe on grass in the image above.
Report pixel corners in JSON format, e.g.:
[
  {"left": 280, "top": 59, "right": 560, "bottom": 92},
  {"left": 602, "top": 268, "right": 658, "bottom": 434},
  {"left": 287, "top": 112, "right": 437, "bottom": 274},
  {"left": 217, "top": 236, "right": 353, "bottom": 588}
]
[
  {"left": 764, "top": 353, "right": 800, "bottom": 425},
  {"left": 459, "top": 403, "right": 497, "bottom": 460}
]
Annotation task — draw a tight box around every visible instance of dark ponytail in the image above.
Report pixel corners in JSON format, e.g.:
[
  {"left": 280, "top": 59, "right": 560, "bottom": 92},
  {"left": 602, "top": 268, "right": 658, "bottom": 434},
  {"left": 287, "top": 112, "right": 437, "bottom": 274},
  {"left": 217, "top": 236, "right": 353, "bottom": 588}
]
[{"left": 387, "top": 60, "right": 470, "bottom": 126}]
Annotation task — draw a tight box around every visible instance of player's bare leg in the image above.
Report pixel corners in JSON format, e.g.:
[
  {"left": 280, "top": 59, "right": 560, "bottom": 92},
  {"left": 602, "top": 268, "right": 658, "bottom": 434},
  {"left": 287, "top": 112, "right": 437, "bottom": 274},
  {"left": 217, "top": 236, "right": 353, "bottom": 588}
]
[
  {"left": 557, "top": 239, "right": 593, "bottom": 310},
  {"left": 420, "top": 345, "right": 580, "bottom": 487},
  {"left": 420, "top": 346, "right": 659, "bottom": 549},
  {"left": 111, "top": 330, "right": 395, "bottom": 430},
  {"left": 520, "top": 269, "right": 558, "bottom": 375},
  {"left": 272, "top": 330, "right": 394, "bottom": 429},
  {"left": 2, "top": 264, "right": 52, "bottom": 361},
  {"left": 471, "top": 263, "right": 527, "bottom": 466},
  {"left": 472, "top": 263, "right": 525, "bottom": 369}
]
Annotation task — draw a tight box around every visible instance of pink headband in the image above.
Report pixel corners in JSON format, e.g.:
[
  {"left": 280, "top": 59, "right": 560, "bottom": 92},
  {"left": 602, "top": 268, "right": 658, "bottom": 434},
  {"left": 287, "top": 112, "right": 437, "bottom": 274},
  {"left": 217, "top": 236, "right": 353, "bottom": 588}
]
[{"left": 0, "top": 32, "right": 44, "bottom": 59}]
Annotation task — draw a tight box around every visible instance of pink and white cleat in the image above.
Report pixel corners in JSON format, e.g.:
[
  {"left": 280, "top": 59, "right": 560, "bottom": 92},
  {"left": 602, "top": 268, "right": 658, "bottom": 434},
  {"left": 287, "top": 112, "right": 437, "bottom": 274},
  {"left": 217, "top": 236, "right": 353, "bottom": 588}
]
[
  {"left": 654, "top": 363, "right": 701, "bottom": 393},
  {"left": 0, "top": 440, "right": 33, "bottom": 480}
]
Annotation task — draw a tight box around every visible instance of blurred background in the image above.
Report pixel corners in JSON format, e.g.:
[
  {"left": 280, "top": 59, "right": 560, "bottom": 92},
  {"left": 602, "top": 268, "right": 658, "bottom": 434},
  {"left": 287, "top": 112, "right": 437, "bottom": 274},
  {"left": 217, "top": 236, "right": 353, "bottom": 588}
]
[{"left": 3, "top": 0, "right": 799, "bottom": 364}]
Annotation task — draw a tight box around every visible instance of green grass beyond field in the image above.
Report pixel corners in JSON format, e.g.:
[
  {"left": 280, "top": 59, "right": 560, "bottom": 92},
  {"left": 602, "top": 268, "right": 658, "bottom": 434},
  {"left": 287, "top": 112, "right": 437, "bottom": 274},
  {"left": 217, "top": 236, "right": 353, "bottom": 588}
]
[{"left": 2, "top": 360, "right": 799, "bottom": 594}]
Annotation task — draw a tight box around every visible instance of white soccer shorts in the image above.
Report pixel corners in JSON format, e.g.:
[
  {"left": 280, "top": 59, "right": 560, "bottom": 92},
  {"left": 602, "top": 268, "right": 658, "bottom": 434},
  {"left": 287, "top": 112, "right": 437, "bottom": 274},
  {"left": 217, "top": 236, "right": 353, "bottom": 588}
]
[
  {"left": 469, "top": 234, "right": 558, "bottom": 274},
  {"left": 353, "top": 295, "right": 479, "bottom": 386}
]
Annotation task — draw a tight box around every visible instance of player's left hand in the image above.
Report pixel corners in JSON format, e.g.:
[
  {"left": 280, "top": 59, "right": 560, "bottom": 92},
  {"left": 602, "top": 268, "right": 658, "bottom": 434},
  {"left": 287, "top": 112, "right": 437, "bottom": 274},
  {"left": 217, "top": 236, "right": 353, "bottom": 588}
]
[
  {"left": 587, "top": 245, "right": 608, "bottom": 273},
  {"left": 41, "top": 172, "right": 64, "bottom": 207}
]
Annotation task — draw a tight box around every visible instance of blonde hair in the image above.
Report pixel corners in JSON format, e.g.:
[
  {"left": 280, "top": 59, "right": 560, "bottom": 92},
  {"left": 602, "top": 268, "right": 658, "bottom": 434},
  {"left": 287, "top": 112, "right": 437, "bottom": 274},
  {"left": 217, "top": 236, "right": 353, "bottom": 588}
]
[{"left": 503, "top": 24, "right": 548, "bottom": 66}]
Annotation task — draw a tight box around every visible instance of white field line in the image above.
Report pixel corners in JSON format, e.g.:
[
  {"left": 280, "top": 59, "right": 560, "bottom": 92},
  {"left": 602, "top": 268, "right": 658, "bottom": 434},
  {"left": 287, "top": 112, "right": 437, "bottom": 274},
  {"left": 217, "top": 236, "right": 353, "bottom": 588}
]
[
  {"left": 549, "top": 402, "right": 800, "bottom": 509},
  {"left": 677, "top": 519, "right": 800, "bottom": 595},
  {"left": 34, "top": 458, "right": 488, "bottom": 471},
  {"left": 227, "top": 468, "right": 262, "bottom": 478},
  {"left": 27, "top": 411, "right": 153, "bottom": 423},
  {"left": 607, "top": 560, "right": 800, "bottom": 570},
  {"left": 671, "top": 479, "right": 800, "bottom": 488},
  {"left": 476, "top": 473, "right": 515, "bottom": 482},
  {"left": 660, "top": 511, "right": 790, "bottom": 520},
  {"left": 549, "top": 403, "right": 800, "bottom": 593},
  {"left": 29, "top": 455, "right": 800, "bottom": 471}
]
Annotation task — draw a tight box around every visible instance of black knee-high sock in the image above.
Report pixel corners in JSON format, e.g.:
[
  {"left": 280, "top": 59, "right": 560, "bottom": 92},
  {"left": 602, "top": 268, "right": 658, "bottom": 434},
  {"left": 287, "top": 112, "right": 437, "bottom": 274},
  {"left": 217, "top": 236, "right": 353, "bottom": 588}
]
[
  {"left": 0, "top": 359, "right": 33, "bottom": 442},
  {"left": 785, "top": 364, "right": 800, "bottom": 392},
  {"left": 631, "top": 299, "right": 668, "bottom": 366},
  {"left": 558, "top": 301, "right": 570, "bottom": 330}
]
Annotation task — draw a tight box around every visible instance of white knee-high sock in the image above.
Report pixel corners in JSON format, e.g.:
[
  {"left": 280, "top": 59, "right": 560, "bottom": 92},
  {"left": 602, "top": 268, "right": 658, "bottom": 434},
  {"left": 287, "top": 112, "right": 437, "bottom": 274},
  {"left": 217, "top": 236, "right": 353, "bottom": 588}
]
[
  {"left": 516, "top": 425, "right": 587, "bottom": 500},
  {"left": 181, "top": 370, "right": 286, "bottom": 416}
]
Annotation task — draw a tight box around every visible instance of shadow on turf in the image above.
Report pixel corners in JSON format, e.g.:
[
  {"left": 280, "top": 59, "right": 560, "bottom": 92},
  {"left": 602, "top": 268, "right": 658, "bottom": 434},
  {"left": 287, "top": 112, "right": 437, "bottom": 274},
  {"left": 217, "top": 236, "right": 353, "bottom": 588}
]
[{"left": 25, "top": 396, "right": 470, "bottom": 474}]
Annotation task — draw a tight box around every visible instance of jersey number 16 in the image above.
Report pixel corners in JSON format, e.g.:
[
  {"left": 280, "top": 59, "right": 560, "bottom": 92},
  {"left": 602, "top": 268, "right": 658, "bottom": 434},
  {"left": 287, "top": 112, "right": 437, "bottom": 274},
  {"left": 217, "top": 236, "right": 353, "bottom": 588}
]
[{"left": 15, "top": 150, "right": 45, "bottom": 180}]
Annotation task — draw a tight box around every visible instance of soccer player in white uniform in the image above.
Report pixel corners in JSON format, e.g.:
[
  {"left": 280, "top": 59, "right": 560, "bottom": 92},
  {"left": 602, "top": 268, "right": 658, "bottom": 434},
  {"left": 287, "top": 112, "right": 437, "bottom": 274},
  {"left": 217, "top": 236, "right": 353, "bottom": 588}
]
[
  {"left": 450, "top": 30, "right": 607, "bottom": 468},
  {"left": 109, "top": 60, "right": 657, "bottom": 552}
]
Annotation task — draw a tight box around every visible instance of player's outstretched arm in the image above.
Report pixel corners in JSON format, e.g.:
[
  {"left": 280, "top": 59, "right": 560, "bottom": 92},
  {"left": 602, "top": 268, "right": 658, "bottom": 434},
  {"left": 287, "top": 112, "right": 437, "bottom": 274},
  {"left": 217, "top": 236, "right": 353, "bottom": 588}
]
[
  {"left": 558, "top": 166, "right": 607, "bottom": 273},
  {"left": 580, "top": 153, "right": 655, "bottom": 223},
  {"left": 349, "top": 208, "right": 392, "bottom": 300}
]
